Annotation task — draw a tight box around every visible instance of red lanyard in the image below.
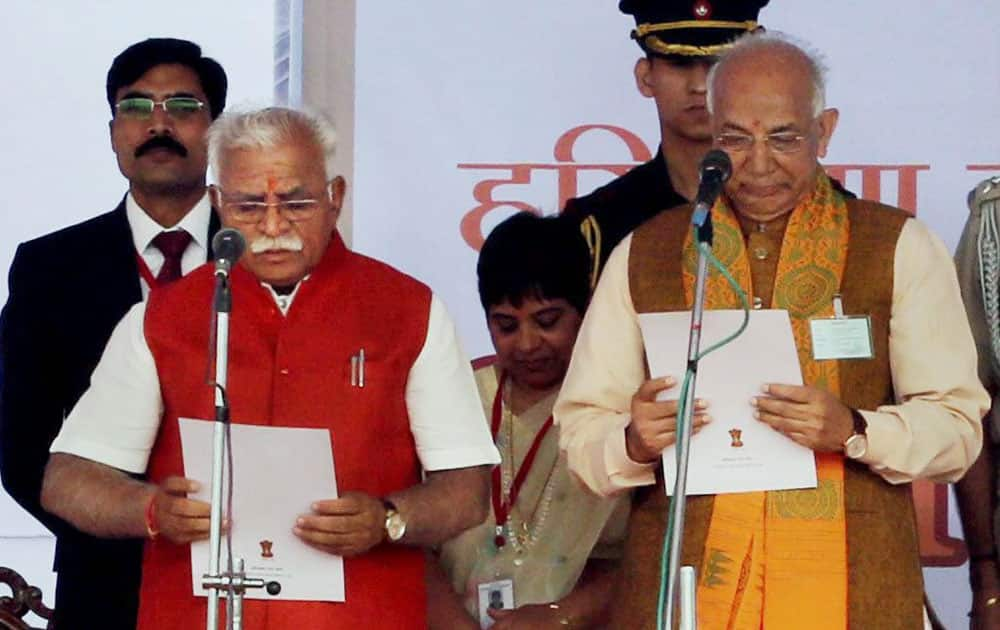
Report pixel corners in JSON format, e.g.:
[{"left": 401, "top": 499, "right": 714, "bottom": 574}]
[
  {"left": 135, "top": 251, "right": 161, "bottom": 290},
  {"left": 490, "top": 375, "right": 554, "bottom": 548}
]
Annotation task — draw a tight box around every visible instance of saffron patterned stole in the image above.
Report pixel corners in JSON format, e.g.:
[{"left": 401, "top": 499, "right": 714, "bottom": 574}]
[{"left": 681, "top": 172, "right": 850, "bottom": 630}]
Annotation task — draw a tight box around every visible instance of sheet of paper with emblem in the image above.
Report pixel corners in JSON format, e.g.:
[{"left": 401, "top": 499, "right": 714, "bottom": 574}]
[
  {"left": 179, "top": 418, "right": 344, "bottom": 602},
  {"left": 638, "top": 309, "right": 817, "bottom": 495}
]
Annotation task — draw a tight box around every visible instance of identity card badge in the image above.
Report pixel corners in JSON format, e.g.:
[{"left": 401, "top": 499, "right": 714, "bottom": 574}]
[
  {"left": 808, "top": 294, "right": 874, "bottom": 361},
  {"left": 477, "top": 579, "right": 514, "bottom": 628}
]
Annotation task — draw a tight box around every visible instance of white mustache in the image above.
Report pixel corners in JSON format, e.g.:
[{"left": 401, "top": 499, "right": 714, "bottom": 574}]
[{"left": 249, "top": 234, "right": 304, "bottom": 254}]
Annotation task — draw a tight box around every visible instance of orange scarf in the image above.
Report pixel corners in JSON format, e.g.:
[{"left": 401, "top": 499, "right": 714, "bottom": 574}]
[{"left": 681, "top": 173, "right": 849, "bottom": 629}]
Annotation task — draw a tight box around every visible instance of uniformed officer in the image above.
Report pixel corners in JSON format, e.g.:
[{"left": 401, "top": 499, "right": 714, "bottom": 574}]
[
  {"left": 563, "top": 0, "right": 770, "bottom": 282},
  {"left": 955, "top": 175, "right": 1000, "bottom": 628}
]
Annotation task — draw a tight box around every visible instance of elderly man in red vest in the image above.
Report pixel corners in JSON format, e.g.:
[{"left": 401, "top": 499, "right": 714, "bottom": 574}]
[
  {"left": 555, "top": 32, "right": 988, "bottom": 629},
  {"left": 40, "top": 107, "right": 500, "bottom": 629}
]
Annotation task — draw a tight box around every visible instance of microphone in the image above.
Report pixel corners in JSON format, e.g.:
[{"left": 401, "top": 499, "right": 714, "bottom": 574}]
[
  {"left": 212, "top": 228, "right": 246, "bottom": 278},
  {"left": 691, "top": 149, "right": 732, "bottom": 244}
]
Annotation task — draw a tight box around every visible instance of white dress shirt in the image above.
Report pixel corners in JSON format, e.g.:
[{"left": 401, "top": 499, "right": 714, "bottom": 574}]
[{"left": 126, "top": 191, "right": 212, "bottom": 297}]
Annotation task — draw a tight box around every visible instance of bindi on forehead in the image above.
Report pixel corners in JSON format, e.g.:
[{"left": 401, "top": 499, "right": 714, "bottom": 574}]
[{"left": 258, "top": 174, "right": 308, "bottom": 198}]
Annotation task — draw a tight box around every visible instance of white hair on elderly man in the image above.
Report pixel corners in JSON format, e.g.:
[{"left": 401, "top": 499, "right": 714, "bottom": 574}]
[
  {"left": 206, "top": 107, "right": 338, "bottom": 180},
  {"left": 706, "top": 30, "right": 830, "bottom": 118}
]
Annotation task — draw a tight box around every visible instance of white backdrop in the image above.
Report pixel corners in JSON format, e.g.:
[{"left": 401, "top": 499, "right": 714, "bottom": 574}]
[
  {"left": 345, "top": 2, "right": 1000, "bottom": 627},
  {"left": 0, "top": 0, "right": 276, "bottom": 611}
]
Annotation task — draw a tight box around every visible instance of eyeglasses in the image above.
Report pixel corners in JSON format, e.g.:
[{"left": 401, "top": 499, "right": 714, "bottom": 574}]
[
  {"left": 214, "top": 190, "right": 324, "bottom": 224},
  {"left": 715, "top": 131, "right": 808, "bottom": 155},
  {"left": 115, "top": 97, "right": 206, "bottom": 120}
]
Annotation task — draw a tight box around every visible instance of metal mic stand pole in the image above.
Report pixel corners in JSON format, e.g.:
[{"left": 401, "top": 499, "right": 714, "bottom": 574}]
[
  {"left": 662, "top": 214, "right": 713, "bottom": 630},
  {"left": 205, "top": 270, "right": 232, "bottom": 630},
  {"left": 203, "top": 270, "right": 282, "bottom": 630}
]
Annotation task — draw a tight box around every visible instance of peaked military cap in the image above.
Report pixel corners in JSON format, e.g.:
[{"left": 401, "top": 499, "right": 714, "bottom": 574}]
[{"left": 619, "top": 0, "right": 769, "bottom": 57}]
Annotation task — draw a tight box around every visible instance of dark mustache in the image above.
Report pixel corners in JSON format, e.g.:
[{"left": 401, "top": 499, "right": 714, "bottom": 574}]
[{"left": 135, "top": 135, "right": 188, "bottom": 158}]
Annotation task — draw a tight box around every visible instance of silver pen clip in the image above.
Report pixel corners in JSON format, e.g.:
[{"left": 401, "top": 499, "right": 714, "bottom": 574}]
[
  {"left": 350, "top": 349, "right": 366, "bottom": 388},
  {"left": 358, "top": 348, "right": 365, "bottom": 388}
]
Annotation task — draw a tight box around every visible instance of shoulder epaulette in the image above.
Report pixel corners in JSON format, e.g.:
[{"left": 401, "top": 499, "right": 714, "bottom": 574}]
[{"left": 968, "top": 176, "right": 1000, "bottom": 215}]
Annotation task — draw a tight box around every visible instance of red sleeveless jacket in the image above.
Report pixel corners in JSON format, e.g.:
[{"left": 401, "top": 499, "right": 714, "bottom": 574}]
[{"left": 138, "top": 233, "right": 431, "bottom": 629}]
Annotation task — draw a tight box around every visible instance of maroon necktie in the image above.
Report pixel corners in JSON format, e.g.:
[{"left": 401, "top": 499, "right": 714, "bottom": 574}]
[{"left": 151, "top": 230, "right": 193, "bottom": 284}]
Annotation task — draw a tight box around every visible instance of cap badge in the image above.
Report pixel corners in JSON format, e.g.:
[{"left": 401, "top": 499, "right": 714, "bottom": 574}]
[{"left": 693, "top": 0, "right": 712, "bottom": 19}]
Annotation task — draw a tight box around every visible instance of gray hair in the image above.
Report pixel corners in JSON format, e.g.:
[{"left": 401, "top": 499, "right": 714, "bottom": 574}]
[
  {"left": 707, "top": 31, "right": 828, "bottom": 118},
  {"left": 207, "top": 107, "right": 338, "bottom": 180}
]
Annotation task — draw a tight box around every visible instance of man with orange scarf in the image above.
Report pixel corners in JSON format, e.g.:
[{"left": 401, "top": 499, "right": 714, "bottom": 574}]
[{"left": 555, "top": 32, "right": 988, "bottom": 629}]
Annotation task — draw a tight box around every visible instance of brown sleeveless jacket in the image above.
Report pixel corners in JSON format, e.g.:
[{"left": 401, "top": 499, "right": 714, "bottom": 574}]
[{"left": 613, "top": 200, "right": 924, "bottom": 629}]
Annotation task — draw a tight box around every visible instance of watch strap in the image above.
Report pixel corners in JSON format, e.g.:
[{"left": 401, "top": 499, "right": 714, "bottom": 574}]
[{"left": 849, "top": 408, "right": 868, "bottom": 436}]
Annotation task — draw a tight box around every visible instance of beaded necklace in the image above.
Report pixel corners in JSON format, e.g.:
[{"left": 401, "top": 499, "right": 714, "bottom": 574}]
[{"left": 490, "top": 375, "right": 556, "bottom": 553}]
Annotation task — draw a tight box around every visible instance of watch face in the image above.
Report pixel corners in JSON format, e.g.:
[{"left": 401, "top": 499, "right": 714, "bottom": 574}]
[
  {"left": 385, "top": 511, "right": 406, "bottom": 541},
  {"left": 844, "top": 434, "right": 868, "bottom": 460}
]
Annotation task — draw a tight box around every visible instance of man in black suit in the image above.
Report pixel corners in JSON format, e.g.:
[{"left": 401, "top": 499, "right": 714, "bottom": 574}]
[{"left": 0, "top": 38, "right": 225, "bottom": 629}]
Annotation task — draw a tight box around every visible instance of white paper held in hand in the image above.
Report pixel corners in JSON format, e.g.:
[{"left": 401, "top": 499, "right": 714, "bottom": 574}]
[
  {"left": 178, "top": 418, "right": 345, "bottom": 602},
  {"left": 638, "top": 309, "right": 817, "bottom": 496}
]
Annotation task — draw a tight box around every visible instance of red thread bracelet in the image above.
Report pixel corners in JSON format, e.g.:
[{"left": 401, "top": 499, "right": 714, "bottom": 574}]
[{"left": 144, "top": 494, "right": 160, "bottom": 540}]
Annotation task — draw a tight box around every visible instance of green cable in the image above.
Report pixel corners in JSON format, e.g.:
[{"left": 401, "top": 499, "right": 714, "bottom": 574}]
[
  {"left": 656, "top": 370, "right": 692, "bottom": 629},
  {"left": 696, "top": 241, "right": 750, "bottom": 357},
  {"left": 655, "top": 237, "right": 750, "bottom": 629}
]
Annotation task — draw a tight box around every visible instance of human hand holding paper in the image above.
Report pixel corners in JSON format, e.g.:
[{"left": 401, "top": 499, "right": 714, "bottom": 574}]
[
  {"left": 625, "top": 375, "right": 712, "bottom": 464},
  {"left": 752, "top": 383, "right": 854, "bottom": 452},
  {"left": 294, "top": 490, "right": 386, "bottom": 557},
  {"left": 152, "top": 475, "right": 211, "bottom": 544}
]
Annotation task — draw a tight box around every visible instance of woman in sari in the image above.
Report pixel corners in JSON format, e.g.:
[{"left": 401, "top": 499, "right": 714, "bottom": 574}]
[{"left": 428, "top": 213, "right": 628, "bottom": 629}]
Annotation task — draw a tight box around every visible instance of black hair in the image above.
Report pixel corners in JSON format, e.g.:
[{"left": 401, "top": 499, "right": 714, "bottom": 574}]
[
  {"left": 106, "top": 38, "right": 228, "bottom": 119},
  {"left": 477, "top": 212, "right": 592, "bottom": 316}
]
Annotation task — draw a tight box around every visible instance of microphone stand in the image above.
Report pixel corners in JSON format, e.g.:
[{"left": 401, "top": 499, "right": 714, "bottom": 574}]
[
  {"left": 203, "top": 269, "right": 275, "bottom": 630},
  {"left": 662, "top": 211, "right": 713, "bottom": 630}
]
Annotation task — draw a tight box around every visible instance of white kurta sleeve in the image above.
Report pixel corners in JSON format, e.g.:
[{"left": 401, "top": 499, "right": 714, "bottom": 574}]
[
  {"left": 555, "top": 235, "right": 657, "bottom": 497},
  {"left": 859, "top": 218, "right": 988, "bottom": 483},
  {"left": 405, "top": 294, "right": 500, "bottom": 471},
  {"left": 49, "top": 301, "right": 164, "bottom": 474}
]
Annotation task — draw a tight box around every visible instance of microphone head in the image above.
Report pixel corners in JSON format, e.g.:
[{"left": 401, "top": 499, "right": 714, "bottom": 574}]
[
  {"left": 212, "top": 228, "right": 246, "bottom": 269},
  {"left": 700, "top": 149, "right": 733, "bottom": 183}
]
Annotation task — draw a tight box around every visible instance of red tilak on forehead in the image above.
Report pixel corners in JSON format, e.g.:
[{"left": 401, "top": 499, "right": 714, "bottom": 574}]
[{"left": 267, "top": 176, "right": 277, "bottom": 195}]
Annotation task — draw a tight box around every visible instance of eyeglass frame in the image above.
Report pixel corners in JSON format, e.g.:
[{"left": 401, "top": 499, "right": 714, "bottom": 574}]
[
  {"left": 713, "top": 129, "right": 813, "bottom": 155},
  {"left": 114, "top": 96, "right": 206, "bottom": 120},
  {"left": 210, "top": 185, "right": 330, "bottom": 224}
]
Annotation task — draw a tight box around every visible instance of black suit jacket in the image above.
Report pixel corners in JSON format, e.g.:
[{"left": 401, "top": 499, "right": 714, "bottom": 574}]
[{"left": 0, "top": 199, "right": 220, "bottom": 629}]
